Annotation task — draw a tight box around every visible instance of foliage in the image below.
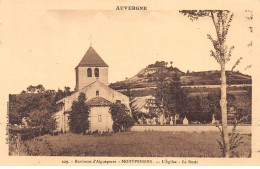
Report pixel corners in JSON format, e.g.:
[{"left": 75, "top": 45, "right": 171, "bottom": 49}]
[
  {"left": 67, "top": 93, "right": 90, "bottom": 134},
  {"left": 27, "top": 110, "right": 57, "bottom": 133},
  {"left": 147, "top": 61, "right": 168, "bottom": 68},
  {"left": 9, "top": 126, "right": 44, "bottom": 143},
  {"left": 207, "top": 92, "right": 236, "bottom": 120},
  {"left": 109, "top": 101, "right": 135, "bottom": 132},
  {"left": 25, "top": 84, "right": 46, "bottom": 94},
  {"left": 234, "top": 87, "right": 252, "bottom": 123},
  {"left": 54, "top": 86, "right": 73, "bottom": 102},
  {"left": 155, "top": 73, "right": 187, "bottom": 120},
  {"left": 181, "top": 92, "right": 237, "bottom": 124},
  {"left": 183, "top": 96, "right": 213, "bottom": 124},
  {"left": 235, "top": 108, "right": 251, "bottom": 124},
  {"left": 9, "top": 86, "right": 57, "bottom": 132},
  {"left": 217, "top": 124, "right": 245, "bottom": 157},
  {"left": 124, "top": 86, "right": 250, "bottom": 124},
  {"left": 9, "top": 84, "right": 74, "bottom": 134},
  {"left": 167, "top": 74, "right": 187, "bottom": 117}
]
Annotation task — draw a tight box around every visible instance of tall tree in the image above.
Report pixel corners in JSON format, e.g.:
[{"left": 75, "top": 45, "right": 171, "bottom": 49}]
[
  {"left": 179, "top": 10, "right": 235, "bottom": 157},
  {"left": 67, "top": 93, "right": 90, "bottom": 134},
  {"left": 154, "top": 71, "right": 170, "bottom": 119},
  {"left": 168, "top": 74, "right": 187, "bottom": 119},
  {"left": 155, "top": 73, "right": 186, "bottom": 122}
]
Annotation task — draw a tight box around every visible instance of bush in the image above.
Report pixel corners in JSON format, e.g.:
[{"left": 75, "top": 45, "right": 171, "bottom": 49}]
[
  {"left": 67, "top": 93, "right": 90, "bottom": 134},
  {"left": 109, "top": 101, "right": 135, "bottom": 132},
  {"left": 217, "top": 124, "right": 245, "bottom": 157},
  {"left": 112, "top": 123, "right": 120, "bottom": 132}
]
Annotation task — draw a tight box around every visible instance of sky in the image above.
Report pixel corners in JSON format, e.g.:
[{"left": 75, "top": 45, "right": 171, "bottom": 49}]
[{"left": 0, "top": 1, "right": 254, "bottom": 100}]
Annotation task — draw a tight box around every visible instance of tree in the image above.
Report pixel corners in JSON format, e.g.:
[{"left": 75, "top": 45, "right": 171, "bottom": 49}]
[
  {"left": 109, "top": 101, "right": 135, "bottom": 132},
  {"left": 207, "top": 92, "right": 236, "bottom": 121},
  {"left": 234, "top": 87, "right": 252, "bottom": 123},
  {"left": 154, "top": 71, "right": 170, "bottom": 119},
  {"left": 27, "top": 85, "right": 36, "bottom": 93},
  {"left": 54, "top": 87, "right": 73, "bottom": 102},
  {"left": 27, "top": 109, "right": 57, "bottom": 133},
  {"left": 9, "top": 86, "right": 57, "bottom": 133},
  {"left": 64, "top": 86, "right": 71, "bottom": 96},
  {"left": 182, "top": 91, "right": 236, "bottom": 124},
  {"left": 184, "top": 95, "right": 212, "bottom": 124},
  {"left": 36, "top": 84, "right": 45, "bottom": 93},
  {"left": 155, "top": 73, "right": 187, "bottom": 123},
  {"left": 67, "top": 93, "right": 90, "bottom": 134},
  {"left": 167, "top": 74, "right": 187, "bottom": 119},
  {"left": 180, "top": 10, "right": 235, "bottom": 157},
  {"left": 148, "top": 61, "right": 168, "bottom": 68}
]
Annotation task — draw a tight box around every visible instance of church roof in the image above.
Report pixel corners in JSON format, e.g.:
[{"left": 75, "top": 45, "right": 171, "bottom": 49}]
[
  {"left": 86, "top": 97, "right": 112, "bottom": 106},
  {"left": 77, "top": 46, "right": 108, "bottom": 67}
]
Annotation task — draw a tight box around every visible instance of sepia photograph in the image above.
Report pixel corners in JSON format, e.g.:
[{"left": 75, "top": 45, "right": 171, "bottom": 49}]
[{"left": 0, "top": 0, "right": 259, "bottom": 166}]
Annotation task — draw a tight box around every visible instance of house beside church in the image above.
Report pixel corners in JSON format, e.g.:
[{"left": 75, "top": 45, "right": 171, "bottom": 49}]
[{"left": 54, "top": 46, "right": 130, "bottom": 132}]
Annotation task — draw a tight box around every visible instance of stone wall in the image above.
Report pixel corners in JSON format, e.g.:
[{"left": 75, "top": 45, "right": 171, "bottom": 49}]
[
  {"left": 89, "top": 106, "right": 113, "bottom": 132},
  {"left": 131, "top": 125, "right": 251, "bottom": 134}
]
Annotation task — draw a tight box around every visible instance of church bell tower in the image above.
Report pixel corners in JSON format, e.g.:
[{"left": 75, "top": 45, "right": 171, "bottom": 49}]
[{"left": 75, "top": 46, "right": 109, "bottom": 91}]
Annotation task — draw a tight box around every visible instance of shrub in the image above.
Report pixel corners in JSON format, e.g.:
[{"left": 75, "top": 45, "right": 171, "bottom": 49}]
[
  {"left": 217, "top": 123, "right": 244, "bottom": 157},
  {"left": 67, "top": 93, "right": 90, "bottom": 134},
  {"left": 109, "top": 101, "right": 135, "bottom": 132}
]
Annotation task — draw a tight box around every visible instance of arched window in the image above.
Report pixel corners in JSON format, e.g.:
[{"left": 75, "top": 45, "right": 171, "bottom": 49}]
[
  {"left": 98, "top": 115, "right": 102, "bottom": 122},
  {"left": 87, "top": 68, "right": 92, "bottom": 77},
  {"left": 96, "top": 90, "right": 99, "bottom": 96},
  {"left": 94, "top": 68, "right": 99, "bottom": 77}
]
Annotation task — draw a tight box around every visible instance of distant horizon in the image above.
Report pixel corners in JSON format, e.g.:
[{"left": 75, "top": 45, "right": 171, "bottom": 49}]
[{"left": 10, "top": 64, "right": 252, "bottom": 93}]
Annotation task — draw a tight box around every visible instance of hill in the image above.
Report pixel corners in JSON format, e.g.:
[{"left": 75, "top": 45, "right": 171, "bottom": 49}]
[{"left": 109, "top": 61, "right": 252, "bottom": 91}]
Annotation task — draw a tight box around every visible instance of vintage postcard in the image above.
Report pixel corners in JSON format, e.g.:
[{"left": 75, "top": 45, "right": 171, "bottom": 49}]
[{"left": 0, "top": 0, "right": 260, "bottom": 166}]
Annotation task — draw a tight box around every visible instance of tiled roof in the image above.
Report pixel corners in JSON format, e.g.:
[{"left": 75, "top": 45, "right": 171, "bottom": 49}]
[
  {"left": 86, "top": 97, "right": 112, "bottom": 106},
  {"left": 77, "top": 46, "right": 108, "bottom": 67},
  {"left": 132, "top": 95, "right": 155, "bottom": 112}
]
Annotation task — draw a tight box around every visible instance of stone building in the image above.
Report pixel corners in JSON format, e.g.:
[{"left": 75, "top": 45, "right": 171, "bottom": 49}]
[{"left": 55, "top": 46, "right": 130, "bottom": 132}]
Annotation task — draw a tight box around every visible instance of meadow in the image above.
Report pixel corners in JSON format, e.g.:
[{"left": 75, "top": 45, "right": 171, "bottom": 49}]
[{"left": 10, "top": 131, "right": 251, "bottom": 157}]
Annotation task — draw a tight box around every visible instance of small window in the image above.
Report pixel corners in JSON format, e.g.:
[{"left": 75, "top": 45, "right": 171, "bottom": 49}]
[
  {"left": 87, "top": 68, "right": 92, "bottom": 77},
  {"left": 96, "top": 90, "right": 99, "bottom": 96},
  {"left": 98, "top": 115, "right": 102, "bottom": 122},
  {"left": 94, "top": 68, "right": 99, "bottom": 77}
]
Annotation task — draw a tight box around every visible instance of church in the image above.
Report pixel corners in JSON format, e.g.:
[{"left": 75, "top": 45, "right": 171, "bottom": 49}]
[{"left": 54, "top": 45, "right": 130, "bottom": 132}]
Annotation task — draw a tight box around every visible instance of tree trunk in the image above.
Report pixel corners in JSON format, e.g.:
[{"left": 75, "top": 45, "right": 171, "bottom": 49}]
[{"left": 220, "top": 63, "right": 230, "bottom": 157}]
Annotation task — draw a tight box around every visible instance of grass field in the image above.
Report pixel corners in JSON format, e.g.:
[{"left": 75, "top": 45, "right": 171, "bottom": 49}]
[{"left": 11, "top": 131, "right": 251, "bottom": 157}]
